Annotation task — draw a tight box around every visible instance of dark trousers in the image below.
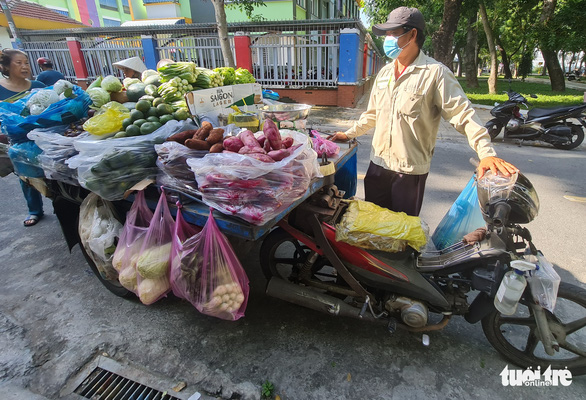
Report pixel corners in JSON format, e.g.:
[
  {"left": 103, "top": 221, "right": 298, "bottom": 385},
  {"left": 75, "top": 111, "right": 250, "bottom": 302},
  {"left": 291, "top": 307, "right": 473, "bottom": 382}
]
[
  {"left": 363, "top": 162, "right": 428, "bottom": 216},
  {"left": 20, "top": 179, "right": 43, "bottom": 216}
]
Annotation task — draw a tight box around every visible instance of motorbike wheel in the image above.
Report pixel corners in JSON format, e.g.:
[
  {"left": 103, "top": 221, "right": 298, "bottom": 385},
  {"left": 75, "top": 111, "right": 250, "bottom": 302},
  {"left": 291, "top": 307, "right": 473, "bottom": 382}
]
[
  {"left": 552, "top": 125, "right": 585, "bottom": 150},
  {"left": 79, "top": 244, "right": 132, "bottom": 298},
  {"left": 481, "top": 282, "right": 586, "bottom": 375},
  {"left": 485, "top": 120, "right": 503, "bottom": 140},
  {"left": 259, "top": 227, "right": 333, "bottom": 282}
]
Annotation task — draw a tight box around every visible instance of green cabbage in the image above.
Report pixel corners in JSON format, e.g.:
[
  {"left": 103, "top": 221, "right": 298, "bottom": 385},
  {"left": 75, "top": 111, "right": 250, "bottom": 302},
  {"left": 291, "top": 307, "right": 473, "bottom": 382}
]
[
  {"left": 101, "top": 75, "right": 123, "bottom": 92},
  {"left": 87, "top": 87, "right": 110, "bottom": 108},
  {"left": 141, "top": 69, "right": 158, "bottom": 82},
  {"left": 136, "top": 243, "right": 172, "bottom": 279},
  {"left": 123, "top": 77, "right": 141, "bottom": 90}
]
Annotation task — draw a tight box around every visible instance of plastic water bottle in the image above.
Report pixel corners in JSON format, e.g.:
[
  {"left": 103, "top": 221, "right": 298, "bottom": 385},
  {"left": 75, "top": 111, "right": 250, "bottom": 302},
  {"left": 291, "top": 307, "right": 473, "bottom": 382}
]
[{"left": 494, "top": 260, "right": 536, "bottom": 315}]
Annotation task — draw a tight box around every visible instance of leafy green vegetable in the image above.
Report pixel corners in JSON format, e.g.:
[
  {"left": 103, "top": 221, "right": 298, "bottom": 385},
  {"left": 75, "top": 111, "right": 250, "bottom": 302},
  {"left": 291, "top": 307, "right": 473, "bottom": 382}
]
[
  {"left": 136, "top": 243, "right": 172, "bottom": 279},
  {"left": 87, "top": 87, "right": 110, "bottom": 108},
  {"left": 235, "top": 68, "right": 256, "bottom": 84},
  {"left": 214, "top": 67, "right": 236, "bottom": 85}
]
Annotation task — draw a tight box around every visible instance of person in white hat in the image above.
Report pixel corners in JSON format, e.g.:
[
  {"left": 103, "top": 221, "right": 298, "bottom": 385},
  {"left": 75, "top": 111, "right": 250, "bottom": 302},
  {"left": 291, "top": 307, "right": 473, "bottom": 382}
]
[
  {"left": 112, "top": 56, "right": 147, "bottom": 79},
  {"left": 328, "top": 6, "right": 518, "bottom": 216}
]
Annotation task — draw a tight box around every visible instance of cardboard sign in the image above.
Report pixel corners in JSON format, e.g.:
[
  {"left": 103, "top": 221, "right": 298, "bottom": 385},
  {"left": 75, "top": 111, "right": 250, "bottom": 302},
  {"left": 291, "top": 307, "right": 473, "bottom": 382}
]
[{"left": 185, "top": 83, "right": 263, "bottom": 126}]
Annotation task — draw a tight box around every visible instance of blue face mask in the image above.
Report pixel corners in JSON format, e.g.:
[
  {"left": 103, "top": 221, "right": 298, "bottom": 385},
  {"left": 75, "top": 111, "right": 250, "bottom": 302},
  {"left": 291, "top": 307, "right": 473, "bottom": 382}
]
[{"left": 383, "top": 31, "right": 411, "bottom": 59}]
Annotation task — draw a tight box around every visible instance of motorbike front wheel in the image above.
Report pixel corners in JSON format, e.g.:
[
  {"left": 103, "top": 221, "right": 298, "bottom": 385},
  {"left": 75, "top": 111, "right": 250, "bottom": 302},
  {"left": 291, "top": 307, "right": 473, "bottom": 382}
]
[
  {"left": 482, "top": 282, "right": 586, "bottom": 375},
  {"left": 485, "top": 120, "right": 503, "bottom": 140},
  {"left": 552, "top": 125, "right": 585, "bottom": 150}
]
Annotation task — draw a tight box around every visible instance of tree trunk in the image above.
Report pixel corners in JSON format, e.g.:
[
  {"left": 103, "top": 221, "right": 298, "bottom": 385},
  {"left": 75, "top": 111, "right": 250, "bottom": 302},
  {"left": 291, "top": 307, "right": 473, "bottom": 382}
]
[
  {"left": 464, "top": 10, "right": 479, "bottom": 88},
  {"left": 211, "top": 0, "right": 236, "bottom": 68},
  {"left": 539, "top": 0, "right": 564, "bottom": 91},
  {"left": 479, "top": 1, "right": 498, "bottom": 94},
  {"left": 496, "top": 37, "right": 513, "bottom": 79},
  {"left": 432, "top": 0, "right": 463, "bottom": 69}
]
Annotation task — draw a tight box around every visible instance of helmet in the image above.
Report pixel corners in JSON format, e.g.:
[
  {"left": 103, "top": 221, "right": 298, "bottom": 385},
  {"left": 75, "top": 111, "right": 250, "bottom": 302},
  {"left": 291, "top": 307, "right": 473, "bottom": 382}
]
[{"left": 37, "top": 57, "right": 51, "bottom": 66}]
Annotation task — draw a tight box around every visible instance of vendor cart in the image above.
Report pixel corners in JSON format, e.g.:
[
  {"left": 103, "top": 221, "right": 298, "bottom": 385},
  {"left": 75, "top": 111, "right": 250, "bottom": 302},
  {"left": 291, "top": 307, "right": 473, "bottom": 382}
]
[{"left": 47, "top": 139, "right": 358, "bottom": 299}]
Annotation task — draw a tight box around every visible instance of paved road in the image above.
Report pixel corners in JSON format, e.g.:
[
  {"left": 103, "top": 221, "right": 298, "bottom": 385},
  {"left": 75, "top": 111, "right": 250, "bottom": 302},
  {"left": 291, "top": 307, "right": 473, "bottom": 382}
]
[{"left": 1, "top": 107, "right": 585, "bottom": 399}]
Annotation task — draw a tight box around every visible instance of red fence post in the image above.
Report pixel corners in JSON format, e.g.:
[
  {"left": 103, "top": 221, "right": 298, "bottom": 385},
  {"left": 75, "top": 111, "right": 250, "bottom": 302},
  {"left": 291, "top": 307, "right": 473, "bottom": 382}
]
[
  {"left": 362, "top": 43, "right": 368, "bottom": 79},
  {"left": 234, "top": 32, "right": 253, "bottom": 73},
  {"left": 66, "top": 37, "right": 89, "bottom": 88}
]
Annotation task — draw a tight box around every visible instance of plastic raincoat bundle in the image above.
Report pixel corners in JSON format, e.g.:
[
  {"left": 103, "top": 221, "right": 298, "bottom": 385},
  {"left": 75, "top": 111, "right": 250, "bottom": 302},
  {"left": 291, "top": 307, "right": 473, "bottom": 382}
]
[
  {"left": 27, "top": 126, "right": 85, "bottom": 185},
  {"left": 431, "top": 175, "right": 485, "bottom": 250},
  {"left": 187, "top": 130, "right": 320, "bottom": 225},
  {"left": 335, "top": 200, "right": 427, "bottom": 252},
  {"left": 78, "top": 193, "right": 123, "bottom": 281},
  {"left": 112, "top": 190, "right": 153, "bottom": 294},
  {"left": 67, "top": 120, "right": 191, "bottom": 200}
]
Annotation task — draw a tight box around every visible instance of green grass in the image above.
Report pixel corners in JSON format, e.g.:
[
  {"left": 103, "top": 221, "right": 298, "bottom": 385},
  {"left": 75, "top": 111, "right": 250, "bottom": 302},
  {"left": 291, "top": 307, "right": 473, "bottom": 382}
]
[{"left": 459, "top": 77, "right": 584, "bottom": 108}]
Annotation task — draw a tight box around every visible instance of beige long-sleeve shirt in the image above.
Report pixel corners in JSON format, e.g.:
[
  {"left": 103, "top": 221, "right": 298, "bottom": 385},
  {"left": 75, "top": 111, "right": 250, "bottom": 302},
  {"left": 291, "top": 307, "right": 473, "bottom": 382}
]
[{"left": 345, "top": 51, "right": 496, "bottom": 175}]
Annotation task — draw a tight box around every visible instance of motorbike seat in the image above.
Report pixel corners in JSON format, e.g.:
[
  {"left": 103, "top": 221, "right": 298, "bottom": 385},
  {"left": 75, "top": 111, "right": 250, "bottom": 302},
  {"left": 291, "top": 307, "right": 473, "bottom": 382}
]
[{"left": 528, "top": 105, "right": 584, "bottom": 119}]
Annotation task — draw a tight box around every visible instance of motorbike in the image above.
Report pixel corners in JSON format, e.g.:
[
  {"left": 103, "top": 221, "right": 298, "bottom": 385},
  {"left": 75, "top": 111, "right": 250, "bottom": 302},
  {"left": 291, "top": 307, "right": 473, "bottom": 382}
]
[
  {"left": 260, "top": 171, "right": 586, "bottom": 375},
  {"left": 566, "top": 69, "right": 582, "bottom": 81},
  {"left": 485, "top": 90, "right": 586, "bottom": 150}
]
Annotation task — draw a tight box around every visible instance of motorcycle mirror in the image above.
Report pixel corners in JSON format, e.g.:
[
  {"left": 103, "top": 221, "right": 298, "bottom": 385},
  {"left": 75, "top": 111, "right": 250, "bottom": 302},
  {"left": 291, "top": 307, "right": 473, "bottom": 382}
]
[{"left": 530, "top": 94, "right": 538, "bottom": 98}]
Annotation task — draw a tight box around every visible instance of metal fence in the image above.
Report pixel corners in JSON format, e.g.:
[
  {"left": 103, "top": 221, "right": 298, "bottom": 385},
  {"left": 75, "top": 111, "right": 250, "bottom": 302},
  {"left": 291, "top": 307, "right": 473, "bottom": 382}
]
[
  {"left": 250, "top": 29, "right": 339, "bottom": 88},
  {"left": 19, "top": 40, "right": 77, "bottom": 82},
  {"left": 79, "top": 37, "right": 144, "bottom": 80},
  {"left": 155, "top": 34, "right": 234, "bottom": 70}
]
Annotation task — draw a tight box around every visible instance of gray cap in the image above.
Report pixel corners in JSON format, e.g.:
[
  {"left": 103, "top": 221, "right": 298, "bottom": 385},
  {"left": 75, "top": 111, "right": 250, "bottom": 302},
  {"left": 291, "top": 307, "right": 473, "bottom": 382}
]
[{"left": 372, "top": 7, "right": 425, "bottom": 36}]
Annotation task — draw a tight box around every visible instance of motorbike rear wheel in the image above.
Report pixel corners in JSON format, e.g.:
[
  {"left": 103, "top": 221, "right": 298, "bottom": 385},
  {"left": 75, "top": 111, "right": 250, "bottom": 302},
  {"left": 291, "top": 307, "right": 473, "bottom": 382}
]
[
  {"left": 79, "top": 244, "right": 132, "bottom": 298},
  {"left": 485, "top": 119, "right": 503, "bottom": 140},
  {"left": 482, "top": 282, "right": 586, "bottom": 375},
  {"left": 552, "top": 125, "right": 584, "bottom": 150},
  {"left": 260, "top": 227, "right": 334, "bottom": 283}
]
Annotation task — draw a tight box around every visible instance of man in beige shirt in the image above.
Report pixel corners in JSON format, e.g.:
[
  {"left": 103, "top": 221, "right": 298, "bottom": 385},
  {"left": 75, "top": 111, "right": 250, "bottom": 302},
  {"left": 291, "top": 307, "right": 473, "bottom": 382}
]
[{"left": 329, "top": 7, "right": 517, "bottom": 216}]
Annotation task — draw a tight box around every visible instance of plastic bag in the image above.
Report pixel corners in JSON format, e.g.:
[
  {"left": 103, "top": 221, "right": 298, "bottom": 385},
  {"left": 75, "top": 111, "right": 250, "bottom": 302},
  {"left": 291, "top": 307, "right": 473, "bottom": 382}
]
[
  {"left": 112, "top": 190, "right": 154, "bottom": 294},
  {"left": 310, "top": 130, "right": 340, "bottom": 158},
  {"left": 82, "top": 101, "right": 131, "bottom": 136},
  {"left": 155, "top": 135, "right": 206, "bottom": 197},
  {"left": 7, "top": 140, "right": 44, "bottom": 178},
  {"left": 336, "top": 200, "right": 428, "bottom": 252},
  {"left": 169, "top": 203, "right": 203, "bottom": 302},
  {"left": 28, "top": 126, "right": 85, "bottom": 184},
  {"left": 79, "top": 193, "right": 123, "bottom": 281},
  {"left": 190, "top": 209, "right": 249, "bottom": 320},
  {"left": 187, "top": 130, "right": 320, "bottom": 225},
  {"left": 135, "top": 189, "right": 175, "bottom": 305},
  {"left": 1, "top": 142, "right": 14, "bottom": 177},
  {"left": 0, "top": 85, "right": 91, "bottom": 144},
  {"left": 527, "top": 252, "right": 561, "bottom": 312},
  {"left": 431, "top": 175, "right": 486, "bottom": 250},
  {"left": 67, "top": 120, "right": 190, "bottom": 200}
]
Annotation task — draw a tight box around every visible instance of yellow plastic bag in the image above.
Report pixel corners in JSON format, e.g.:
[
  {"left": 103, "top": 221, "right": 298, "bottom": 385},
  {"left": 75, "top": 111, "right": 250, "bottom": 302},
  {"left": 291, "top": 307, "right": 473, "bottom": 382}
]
[
  {"left": 335, "top": 200, "right": 427, "bottom": 252},
  {"left": 83, "top": 101, "right": 130, "bottom": 136}
]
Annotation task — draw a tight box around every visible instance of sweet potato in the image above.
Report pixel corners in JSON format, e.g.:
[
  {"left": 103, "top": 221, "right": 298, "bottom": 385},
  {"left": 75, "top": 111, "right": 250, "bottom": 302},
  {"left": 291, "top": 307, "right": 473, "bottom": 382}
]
[
  {"left": 256, "top": 134, "right": 266, "bottom": 147},
  {"left": 209, "top": 143, "right": 224, "bottom": 153},
  {"left": 263, "top": 118, "right": 282, "bottom": 150},
  {"left": 263, "top": 136, "right": 271, "bottom": 152},
  {"left": 281, "top": 136, "right": 294, "bottom": 149},
  {"left": 185, "top": 138, "right": 211, "bottom": 150},
  {"left": 239, "top": 130, "right": 261, "bottom": 148},
  {"left": 166, "top": 129, "right": 197, "bottom": 144},
  {"left": 238, "top": 145, "right": 267, "bottom": 155},
  {"left": 195, "top": 123, "right": 213, "bottom": 140},
  {"left": 246, "top": 153, "right": 276, "bottom": 163},
  {"left": 206, "top": 128, "right": 224, "bottom": 145},
  {"left": 223, "top": 136, "right": 244, "bottom": 152},
  {"left": 267, "top": 149, "right": 290, "bottom": 162}
]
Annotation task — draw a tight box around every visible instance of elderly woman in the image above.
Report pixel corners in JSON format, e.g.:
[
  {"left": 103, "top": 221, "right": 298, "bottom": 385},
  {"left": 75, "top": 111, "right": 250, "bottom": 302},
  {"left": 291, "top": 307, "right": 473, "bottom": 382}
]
[
  {"left": 112, "top": 56, "right": 147, "bottom": 79},
  {"left": 0, "top": 48, "right": 46, "bottom": 227}
]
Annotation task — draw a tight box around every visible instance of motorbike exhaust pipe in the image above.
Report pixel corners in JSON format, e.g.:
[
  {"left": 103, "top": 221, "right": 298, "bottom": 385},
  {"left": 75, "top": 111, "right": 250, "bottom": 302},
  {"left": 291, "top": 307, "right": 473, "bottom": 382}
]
[{"left": 266, "top": 278, "right": 384, "bottom": 325}]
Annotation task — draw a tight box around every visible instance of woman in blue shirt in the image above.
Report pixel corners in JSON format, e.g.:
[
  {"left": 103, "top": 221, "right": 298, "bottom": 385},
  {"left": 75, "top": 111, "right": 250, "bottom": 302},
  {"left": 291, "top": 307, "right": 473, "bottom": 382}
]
[{"left": 0, "top": 48, "right": 46, "bottom": 226}]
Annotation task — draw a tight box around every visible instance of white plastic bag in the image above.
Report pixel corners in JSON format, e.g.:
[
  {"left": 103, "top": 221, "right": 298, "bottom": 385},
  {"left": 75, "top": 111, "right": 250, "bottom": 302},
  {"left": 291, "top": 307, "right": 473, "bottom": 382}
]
[
  {"left": 187, "top": 130, "right": 320, "bottom": 225},
  {"left": 527, "top": 252, "right": 561, "bottom": 312}
]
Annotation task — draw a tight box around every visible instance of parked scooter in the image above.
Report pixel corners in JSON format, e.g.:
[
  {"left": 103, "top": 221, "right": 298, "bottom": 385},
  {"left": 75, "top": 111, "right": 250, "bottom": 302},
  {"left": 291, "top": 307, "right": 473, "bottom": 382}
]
[
  {"left": 485, "top": 91, "right": 586, "bottom": 149},
  {"left": 260, "top": 172, "right": 586, "bottom": 374},
  {"left": 566, "top": 69, "right": 582, "bottom": 81}
]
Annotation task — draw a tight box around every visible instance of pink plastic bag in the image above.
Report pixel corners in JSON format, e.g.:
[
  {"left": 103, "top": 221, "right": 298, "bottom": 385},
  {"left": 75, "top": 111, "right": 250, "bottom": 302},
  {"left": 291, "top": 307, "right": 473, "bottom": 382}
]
[
  {"left": 310, "top": 130, "right": 339, "bottom": 158},
  {"left": 135, "top": 189, "right": 175, "bottom": 305},
  {"left": 169, "top": 202, "right": 202, "bottom": 301},
  {"left": 184, "top": 208, "right": 250, "bottom": 321},
  {"left": 112, "top": 190, "right": 153, "bottom": 294}
]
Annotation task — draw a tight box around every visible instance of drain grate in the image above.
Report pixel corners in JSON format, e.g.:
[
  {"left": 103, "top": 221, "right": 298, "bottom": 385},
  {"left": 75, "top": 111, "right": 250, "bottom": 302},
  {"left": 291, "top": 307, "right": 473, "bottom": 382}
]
[{"left": 74, "top": 366, "right": 181, "bottom": 400}]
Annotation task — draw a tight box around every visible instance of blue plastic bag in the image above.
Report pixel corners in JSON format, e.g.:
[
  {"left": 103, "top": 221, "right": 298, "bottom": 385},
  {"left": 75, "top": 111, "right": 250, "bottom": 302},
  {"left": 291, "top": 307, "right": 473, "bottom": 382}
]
[
  {"left": 431, "top": 175, "right": 486, "bottom": 250},
  {"left": 0, "top": 85, "right": 91, "bottom": 144},
  {"left": 7, "top": 140, "right": 44, "bottom": 178},
  {"left": 334, "top": 152, "right": 357, "bottom": 198}
]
